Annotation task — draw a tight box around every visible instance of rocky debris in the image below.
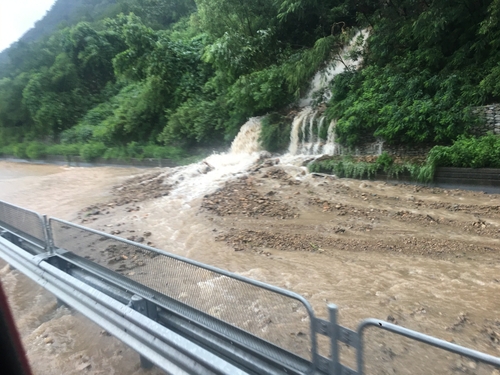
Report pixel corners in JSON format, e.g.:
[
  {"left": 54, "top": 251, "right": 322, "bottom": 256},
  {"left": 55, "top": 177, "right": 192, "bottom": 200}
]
[
  {"left": 387, "top": 315, "right": 398, "bottom": 324},
  {"left": 214, "top": 227, "right": 496, "bottom": 258},
  {"left": 99, "top": 242, "right": 157, "bottom": 274},
  {"left": 249, "top": 158, "right": 281, "bottom": 173},
  {"left": 215, "top": 229, "right": 326, "bottom": 252},
  {"left": 481, "top": 319, "right": 500, "bottom": 347},
  {"left": 260, "top": 167, "right": 300, "bottom": 184},
  {"left": 198, "top": 161, "right": 214, "bottom": 174},
  {"left": 112, "top": 171, "right": 172, "bottom": 205},
  {"left": 201, "top": 177, "right": 298, "bottom": 219},
  {"left": 447, "top": 313, "right": 471, "bottom": 331},
  {"left": 78, "top": 171, "right": 172, "bottom": 223}
]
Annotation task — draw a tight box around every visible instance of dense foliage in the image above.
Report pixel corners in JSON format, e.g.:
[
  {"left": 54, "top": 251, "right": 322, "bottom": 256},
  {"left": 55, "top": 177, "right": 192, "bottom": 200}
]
[
  {"left": 1, "top": 0, "right": 500, "bottom": 160},
  {"left": 309, "top": 152, "right": 422, "bottom": 180},
  {"left": 326, "top": 0, "right": 500, "bottom": 146}
]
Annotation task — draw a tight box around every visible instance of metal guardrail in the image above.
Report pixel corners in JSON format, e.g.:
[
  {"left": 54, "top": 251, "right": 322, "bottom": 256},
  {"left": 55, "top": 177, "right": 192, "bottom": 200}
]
[
  {"left": 0, "top": 200, "right": 48, "bottom": 251},
  {"left": 0, "top": 200, "right": 499, "bottom": 375}
]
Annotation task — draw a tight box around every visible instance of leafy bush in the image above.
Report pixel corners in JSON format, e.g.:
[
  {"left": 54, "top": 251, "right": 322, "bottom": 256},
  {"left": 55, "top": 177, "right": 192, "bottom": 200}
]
[
  {"left": 60, "top": 124, "right": 95, "bottom": 144},
  {"left": 13, "top": 143, "right": 28, "bottom": 159},
  {"left": 142, "top": 144, "right": 186, "bottom": 160},
  {"left": 259, "top": 113, "right": 292, "bottom": 152},
  {"left": 80, "top": 142, "right": 107, "bottom": 161},
  {"left": 46, "top": 144, "right": 82, "bottom": 157},
  {"left": 309, "top": 156, "right": 421, "bottom": 180},
  {"left": 375, "top": 151, "right": 394, "bottom": 170},
  {"left": 26, "top": 142, "right": 47, "bottom": 159},
  {"left": 418, "top": 135, "right": 500, "bottom": 181},
  {"left": 0, "top": 143, "right": 17, "bottom": 156}
]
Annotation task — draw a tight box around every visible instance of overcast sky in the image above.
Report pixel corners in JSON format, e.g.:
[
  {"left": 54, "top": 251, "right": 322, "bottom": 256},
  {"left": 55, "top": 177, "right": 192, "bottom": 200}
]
[{"left": 0, "top": 0, "right": 57, "bottom": 52}]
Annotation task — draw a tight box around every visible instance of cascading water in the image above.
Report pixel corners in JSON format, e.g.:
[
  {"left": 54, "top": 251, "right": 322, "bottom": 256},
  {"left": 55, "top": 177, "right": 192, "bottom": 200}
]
[
  {"left": 288, "top": 29, "right": 369, "bottom": 156},
  {"left": 154, "top": 29, "right": 370, "bottom": 201},
  {"left": 230, "top": 117, "right": 262, "bottom": 154},
  {"left": 164, "top": 117, "right": 265, "bottom": 201},
  {"left": 287, "top": 108, "right": 341, "bottom": 156}
]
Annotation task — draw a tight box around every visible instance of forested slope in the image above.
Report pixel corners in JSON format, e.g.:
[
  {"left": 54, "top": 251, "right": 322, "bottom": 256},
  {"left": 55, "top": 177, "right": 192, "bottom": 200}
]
[{"left": 1, "top": 0, "right": 500, "bottom": 161}]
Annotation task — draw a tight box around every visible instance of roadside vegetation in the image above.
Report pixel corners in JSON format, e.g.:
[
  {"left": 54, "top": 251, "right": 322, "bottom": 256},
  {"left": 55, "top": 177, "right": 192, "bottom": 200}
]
[{"left": 309, "top": 134, "right": 500, "bottom": 182}]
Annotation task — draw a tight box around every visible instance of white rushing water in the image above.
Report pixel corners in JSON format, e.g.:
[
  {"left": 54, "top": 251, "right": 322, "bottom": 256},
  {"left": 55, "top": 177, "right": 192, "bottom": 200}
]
[
  {"left": 162, "top": 29, "right": 372, "bottom": 198},
  {"left": 289, "top": 29, "right": 369, "bottom": 156},
  {"left": 164, "top": 117, "right": 265, "bottom": 201},
  {"left": 299, "top": 29, "right": 369, "bottom": 108}
]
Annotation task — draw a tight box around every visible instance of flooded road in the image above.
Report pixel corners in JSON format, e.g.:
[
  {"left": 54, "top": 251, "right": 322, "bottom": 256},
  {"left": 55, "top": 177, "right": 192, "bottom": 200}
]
[
  {"left": 0, "top": 161, "right": 167, "bottom": 375},
  {"left": 0, "top": 156, "right": 499, "bottom": 374}
]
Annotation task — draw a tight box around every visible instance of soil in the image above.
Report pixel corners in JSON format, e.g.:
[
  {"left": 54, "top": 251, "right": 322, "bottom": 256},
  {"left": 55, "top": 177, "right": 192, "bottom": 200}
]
[
  {"left": 197, "top": 162, "right": 500, "bottom": 262},
  {"left": 1, "top": 160, "right": 500, "bottom": 375}
]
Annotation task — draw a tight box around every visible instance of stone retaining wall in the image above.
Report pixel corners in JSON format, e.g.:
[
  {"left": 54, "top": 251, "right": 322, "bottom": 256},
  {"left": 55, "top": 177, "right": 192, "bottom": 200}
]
[{"left": 472, "top": 104, "right": 500, "bottom": 136}]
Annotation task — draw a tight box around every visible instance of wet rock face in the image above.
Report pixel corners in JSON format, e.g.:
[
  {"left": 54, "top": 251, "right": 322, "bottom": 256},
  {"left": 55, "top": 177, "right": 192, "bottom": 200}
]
[{"left": 200, "top": 176, "right": 298, "bottom": 219}]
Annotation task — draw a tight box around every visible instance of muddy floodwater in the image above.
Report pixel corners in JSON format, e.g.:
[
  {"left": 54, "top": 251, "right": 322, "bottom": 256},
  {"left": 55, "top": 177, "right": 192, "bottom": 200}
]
[{"left": 0, "top": 159, "right": 499, "bottom": 375}]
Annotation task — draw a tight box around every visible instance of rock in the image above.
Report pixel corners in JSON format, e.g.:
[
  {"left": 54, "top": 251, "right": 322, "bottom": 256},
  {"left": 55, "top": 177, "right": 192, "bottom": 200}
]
[
  {"left": 44, "top": 337, "right": 54, "bottom": 344},
  {"left": 75, "top": 362, "right": 91, "bottom": 371},
  {"left": 198, "top": 161, "right": 214, "bottom": 174},
  {"left": 468, "top": 361, "right": 477, "bottom": 370}
]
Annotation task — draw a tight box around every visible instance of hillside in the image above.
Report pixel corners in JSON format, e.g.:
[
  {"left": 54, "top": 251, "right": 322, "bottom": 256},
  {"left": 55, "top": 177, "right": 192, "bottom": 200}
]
[{"left": 1, "top": 0, "right": 500, "bottom": 166}]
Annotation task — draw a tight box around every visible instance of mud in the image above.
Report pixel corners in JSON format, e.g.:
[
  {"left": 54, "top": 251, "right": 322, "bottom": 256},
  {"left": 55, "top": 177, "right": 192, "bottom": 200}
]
[{"left": 1, "top": 160, "right": 500, "bottom": 375}]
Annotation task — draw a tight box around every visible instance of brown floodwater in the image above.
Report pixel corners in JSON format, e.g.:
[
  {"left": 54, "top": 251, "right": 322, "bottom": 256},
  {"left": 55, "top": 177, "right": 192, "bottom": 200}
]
[{"left": 0, "top": 160, "right": 499, "bottom": 375}]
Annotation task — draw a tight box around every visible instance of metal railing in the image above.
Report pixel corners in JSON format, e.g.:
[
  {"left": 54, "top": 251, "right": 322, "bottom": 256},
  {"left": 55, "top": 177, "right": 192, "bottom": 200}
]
[
  {"left": 0, "top": 200, "right": 499, "bottom": 375},
  {"left": 0, "top": 200, "right": 48, "bottom": 251}
]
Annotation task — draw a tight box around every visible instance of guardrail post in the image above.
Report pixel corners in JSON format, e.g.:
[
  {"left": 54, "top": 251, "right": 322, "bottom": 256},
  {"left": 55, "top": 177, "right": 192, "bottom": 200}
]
[
  {"left": 43, "top": 215, "right": 54, "bottom": 255},
  {"left": 328, "top": 304, "right": 340, "bottom": 375},
  {"left": 130, "top": 295, "right": 155, "bottom": 369}
]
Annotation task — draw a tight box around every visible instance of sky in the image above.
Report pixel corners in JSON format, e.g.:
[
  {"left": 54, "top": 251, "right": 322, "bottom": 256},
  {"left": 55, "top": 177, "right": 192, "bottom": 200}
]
[{"left": 0, "top": 0, "right": 57, "bottom": 52}]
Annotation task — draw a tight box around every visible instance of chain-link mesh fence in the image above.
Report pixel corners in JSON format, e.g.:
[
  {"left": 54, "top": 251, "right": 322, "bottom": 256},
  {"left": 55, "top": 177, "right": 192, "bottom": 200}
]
[
  {"left": 0, "top": 200, "right": 47, "bottom": 249},
  {"left": 49, "top": 218, "right": 313, "bottom": 360}
]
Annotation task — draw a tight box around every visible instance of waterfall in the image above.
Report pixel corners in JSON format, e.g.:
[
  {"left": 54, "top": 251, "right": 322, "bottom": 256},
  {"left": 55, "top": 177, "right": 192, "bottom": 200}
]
[
  {"left": 288, "top": 29, "right": 369, "bottom": 156},
  {"left": 288, "top": 108, "right": 312, "bottom": 155},
  {"left": 288, "top": 109, "right": 341, "bottom": 156},
  {"left": 230, "top": 117, "right": 262, "bottom": 154},
  {"left": 312, "top": 116, "right": 325, "bottom": 154},
  {"left": 299, "top": 29, "right": 369, "bottom": 108},
  {"left": 322, "top": 120, "right": 338, "bottom": 155}
]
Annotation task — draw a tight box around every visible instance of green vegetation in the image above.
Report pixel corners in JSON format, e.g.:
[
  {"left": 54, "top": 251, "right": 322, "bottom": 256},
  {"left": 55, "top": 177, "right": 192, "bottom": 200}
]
[
  {"left": 259, "top": 113, "right": 292, "bottom": 153},
  {"left": 418, "top": 134, "right": 500, "bottom": 181},
  {"left": 0, "top": 141, "right": 187, "bottom": 162},
  {"left": 1, "top": 0, "right": 500, "bottom": 168},
  {"left": 309, "top": 152, "right": 422, "bottom": 180},
  {"left": 310, "top": 134, "right": 500, "bottom": 182}
]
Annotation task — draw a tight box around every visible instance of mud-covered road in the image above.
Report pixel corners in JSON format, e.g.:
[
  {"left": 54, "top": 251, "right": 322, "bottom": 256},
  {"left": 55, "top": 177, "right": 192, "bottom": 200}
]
[{"left": 1, "top": 159, "right": 499, "bottom": 374}]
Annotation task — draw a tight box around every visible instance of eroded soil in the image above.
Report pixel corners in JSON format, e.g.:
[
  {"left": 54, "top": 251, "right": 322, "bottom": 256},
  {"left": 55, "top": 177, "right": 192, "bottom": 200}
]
[{"left": 1, "top": 160, "right": 500, "bottom": 375}]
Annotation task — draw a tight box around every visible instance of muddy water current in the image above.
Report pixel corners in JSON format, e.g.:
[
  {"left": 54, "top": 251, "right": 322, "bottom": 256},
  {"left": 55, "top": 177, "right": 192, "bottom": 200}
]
[{"left": 0, "top": 158, "right": 499, "bottom": 375}]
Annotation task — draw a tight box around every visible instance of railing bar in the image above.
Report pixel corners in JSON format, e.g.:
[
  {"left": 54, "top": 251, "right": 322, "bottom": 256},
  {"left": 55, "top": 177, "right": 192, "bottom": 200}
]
[
  {"left": 357, "top": 319, "right": 500, "bottom": 375},
  {"left": 49, "top": 217, "right": 319, "bottom": 372}
]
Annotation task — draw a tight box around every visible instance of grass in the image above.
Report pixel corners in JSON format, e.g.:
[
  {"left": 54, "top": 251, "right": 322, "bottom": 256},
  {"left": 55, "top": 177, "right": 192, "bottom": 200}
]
[
  {"left": 308, "top": 153, "right": 424, "bottom": 181},
  {"left": 0, "top": 141, "right": 200, "bottom": 165}
]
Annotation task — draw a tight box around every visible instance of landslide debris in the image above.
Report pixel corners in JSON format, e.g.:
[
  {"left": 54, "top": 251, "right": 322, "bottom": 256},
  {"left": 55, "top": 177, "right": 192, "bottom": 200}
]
[
  {"left": 201, "top": 176, "right": 298, "bottom": 219},
  {"left": 78, "top": 171, "right": 171, "bottom": 223},
  {"left": 111, "top": 171, "right": 172, "bottom": 205},
  {"left": 215, "top": 228, "right": 497, "bottom": 257}
]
